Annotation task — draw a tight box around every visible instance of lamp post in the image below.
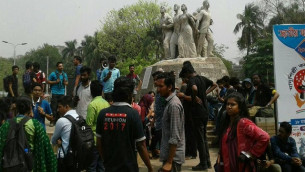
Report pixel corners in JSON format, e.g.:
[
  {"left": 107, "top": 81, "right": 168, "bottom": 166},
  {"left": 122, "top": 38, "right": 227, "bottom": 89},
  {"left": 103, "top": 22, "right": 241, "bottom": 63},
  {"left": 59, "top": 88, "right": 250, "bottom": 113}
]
[{"left": 2, "top": 41, "right": 27, "bottom": 65}]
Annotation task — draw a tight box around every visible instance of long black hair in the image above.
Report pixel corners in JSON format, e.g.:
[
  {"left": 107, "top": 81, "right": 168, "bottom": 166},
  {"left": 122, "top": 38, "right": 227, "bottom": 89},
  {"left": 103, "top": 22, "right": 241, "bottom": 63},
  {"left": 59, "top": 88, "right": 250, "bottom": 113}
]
[{"left": 219, "top": 92, "right": 249, "bottom": 140}]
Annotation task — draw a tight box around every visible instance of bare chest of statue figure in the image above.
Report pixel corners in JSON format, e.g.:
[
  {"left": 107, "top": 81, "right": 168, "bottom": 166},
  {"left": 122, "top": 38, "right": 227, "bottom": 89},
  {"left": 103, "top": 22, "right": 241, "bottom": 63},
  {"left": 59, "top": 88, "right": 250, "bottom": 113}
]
[
  {"left": 160, "top": 14, "right": 173, "bottom": 32},
  {"left": 199, "top": 10, "right": 211, "bottom": 31},
  {"left": 160, "top": 15, "right": 170, "bottom": 25}
]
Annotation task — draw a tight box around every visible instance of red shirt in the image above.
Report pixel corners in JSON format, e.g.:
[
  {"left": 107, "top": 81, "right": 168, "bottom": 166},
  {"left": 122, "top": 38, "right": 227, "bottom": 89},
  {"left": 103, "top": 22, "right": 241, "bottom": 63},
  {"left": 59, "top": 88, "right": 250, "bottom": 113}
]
[{"left": 35, "top": 70, "right": 46, "bottom": 84}]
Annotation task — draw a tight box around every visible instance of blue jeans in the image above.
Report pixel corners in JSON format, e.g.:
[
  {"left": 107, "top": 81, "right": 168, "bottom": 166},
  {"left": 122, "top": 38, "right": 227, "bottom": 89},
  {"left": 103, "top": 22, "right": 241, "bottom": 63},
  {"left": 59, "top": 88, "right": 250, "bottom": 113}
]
[{"left": 208, "top": 102, "right": 222, "bottom": 120}]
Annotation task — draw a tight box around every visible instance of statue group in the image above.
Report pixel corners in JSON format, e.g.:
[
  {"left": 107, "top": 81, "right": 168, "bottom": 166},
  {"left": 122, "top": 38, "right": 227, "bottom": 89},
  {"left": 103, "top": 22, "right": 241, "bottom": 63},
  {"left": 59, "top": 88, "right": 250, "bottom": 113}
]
[{"left": 160, "top": 0, "right": 214, "bottom": 59}]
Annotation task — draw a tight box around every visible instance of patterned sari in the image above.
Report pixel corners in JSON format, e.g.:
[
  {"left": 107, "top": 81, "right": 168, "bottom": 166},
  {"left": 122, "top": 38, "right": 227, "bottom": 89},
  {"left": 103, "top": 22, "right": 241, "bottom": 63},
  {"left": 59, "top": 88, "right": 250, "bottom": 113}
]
[{"left": 0, "top": 117, "right": 57, "bottom": 172}]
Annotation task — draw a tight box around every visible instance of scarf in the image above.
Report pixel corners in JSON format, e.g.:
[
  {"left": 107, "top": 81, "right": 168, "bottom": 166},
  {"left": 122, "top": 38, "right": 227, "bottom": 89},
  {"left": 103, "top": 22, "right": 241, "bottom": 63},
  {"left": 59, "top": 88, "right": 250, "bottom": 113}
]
[
  {"left": 0, "top": 118, "right": 57, "bottom": 172},
  {"left": 138, "top": 94, "right": 154, "bottom": 116}
]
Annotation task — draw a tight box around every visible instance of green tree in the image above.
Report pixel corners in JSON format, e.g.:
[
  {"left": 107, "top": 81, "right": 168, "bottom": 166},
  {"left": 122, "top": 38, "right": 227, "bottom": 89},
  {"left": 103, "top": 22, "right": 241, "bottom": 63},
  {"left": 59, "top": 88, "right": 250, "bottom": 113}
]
[
  {"left": 0, "top": 57, "right": 14, "bottom": 92},
  {"left": 213, "top": 44, "right": 233, "bottom": 76},
  {"left": 19, "top": 44, "right": 63, "bottom": 75},
  {"left": 62, "top": 40, "right": 78, "bottom": 59},
  {"left": 234, "top": 3, "right": 264, "bottom": 55},
  {"left": 61, "top": 40, "right": 82, "bottom": 77},
  {"left": 116, "top": 55, "right": 158, "bottom": 76},
  {"left": 81, "top": 32, "right": 105, "bottom": 73},
  {"left": 243, "top": 36, "right": 274, "bottom": 83},
  {"left": 97, "top": 0, "right": 162, "bottom": 61}
]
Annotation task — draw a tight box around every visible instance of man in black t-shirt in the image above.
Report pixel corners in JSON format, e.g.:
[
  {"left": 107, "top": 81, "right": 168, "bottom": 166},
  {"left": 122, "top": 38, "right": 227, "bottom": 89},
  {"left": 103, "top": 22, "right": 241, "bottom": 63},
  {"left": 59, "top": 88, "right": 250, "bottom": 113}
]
[
  {"left": 96, "top": 76, "right": 152, "bottom": 172},
  {"left": 252, "top": 74, "right": 279, "bottom": 107},
  {"left": 7, "top": 65, "right": 19, "bottom": 98},
  {"left": 177, "top": 63, "right": 217, "bottom": 171}
]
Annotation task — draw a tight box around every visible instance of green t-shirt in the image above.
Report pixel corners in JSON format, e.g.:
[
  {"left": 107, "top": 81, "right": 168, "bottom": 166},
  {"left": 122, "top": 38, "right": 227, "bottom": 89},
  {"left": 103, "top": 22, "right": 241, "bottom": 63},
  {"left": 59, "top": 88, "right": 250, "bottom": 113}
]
[{"left": 86, "top": 96, "right": 110, "bottom": 142}]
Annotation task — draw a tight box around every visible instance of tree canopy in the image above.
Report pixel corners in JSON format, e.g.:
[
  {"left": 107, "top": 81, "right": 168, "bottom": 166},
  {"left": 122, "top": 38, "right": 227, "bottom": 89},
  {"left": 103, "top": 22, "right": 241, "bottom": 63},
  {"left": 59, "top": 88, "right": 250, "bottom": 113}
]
[
  {"left": 234, "top": 3, "right": 263, "bottom": 56},
  {"left": 236, "top": 0, "right": 305, "bottom": 83},
  {"left": 19, "top": 44, "right": 62, "bottom": 75},
  {"left": 97, "top": 0, "right": 162, "bottom": 61}
]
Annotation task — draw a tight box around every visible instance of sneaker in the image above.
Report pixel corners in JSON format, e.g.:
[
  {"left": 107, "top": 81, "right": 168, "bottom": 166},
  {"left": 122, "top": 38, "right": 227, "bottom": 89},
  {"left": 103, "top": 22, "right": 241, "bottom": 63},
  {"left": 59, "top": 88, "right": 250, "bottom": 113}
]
[{"left": 192, "top": 164, "right": 208, "bottom": 171}]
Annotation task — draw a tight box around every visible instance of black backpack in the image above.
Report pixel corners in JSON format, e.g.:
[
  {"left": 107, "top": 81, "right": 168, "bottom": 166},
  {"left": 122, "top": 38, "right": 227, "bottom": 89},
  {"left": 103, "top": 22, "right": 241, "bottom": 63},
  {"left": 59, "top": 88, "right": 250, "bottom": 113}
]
[
  {"left": 3, "top": 75, "right": 10, "bottom": 92},
  {"left": 64, "top": 115, "right": 95, "bottom": 171},
  {"left": 2, "top": 116, "right": 33, "bottom": 172},
  {"left": 22, "top": 72, "right": 32, "bottom": 90}
]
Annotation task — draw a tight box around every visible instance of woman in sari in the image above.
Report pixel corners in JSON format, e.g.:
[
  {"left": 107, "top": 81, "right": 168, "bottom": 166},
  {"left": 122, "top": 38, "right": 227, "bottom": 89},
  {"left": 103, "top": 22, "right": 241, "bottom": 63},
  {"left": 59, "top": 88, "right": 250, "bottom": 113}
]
[{"left": 0, "top": 96, "right": 57, "bottom": 172}]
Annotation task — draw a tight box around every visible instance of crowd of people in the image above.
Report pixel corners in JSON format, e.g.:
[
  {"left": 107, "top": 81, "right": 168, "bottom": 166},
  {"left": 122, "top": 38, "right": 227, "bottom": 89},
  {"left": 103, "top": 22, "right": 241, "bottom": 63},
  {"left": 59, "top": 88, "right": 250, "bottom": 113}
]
[{"left": 0, "top": 56, "right": 304, "bottom": 172}]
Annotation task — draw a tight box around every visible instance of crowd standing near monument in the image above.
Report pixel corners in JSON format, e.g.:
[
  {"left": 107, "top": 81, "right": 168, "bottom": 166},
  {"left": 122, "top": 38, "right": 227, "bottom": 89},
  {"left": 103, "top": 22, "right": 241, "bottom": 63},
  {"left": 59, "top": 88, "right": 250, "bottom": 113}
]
[{"left": 1, "top": 1, "right": 305, "bottom": 172}]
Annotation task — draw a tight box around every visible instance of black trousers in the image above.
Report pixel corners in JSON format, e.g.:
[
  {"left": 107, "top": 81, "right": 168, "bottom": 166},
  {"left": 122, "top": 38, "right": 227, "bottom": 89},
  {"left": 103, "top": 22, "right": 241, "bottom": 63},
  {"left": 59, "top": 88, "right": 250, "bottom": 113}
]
[
  {"left": 150, "top": 129, "right": 162, "bottom": 151},
  {"left": 280, "top": 163, "right": 305, "bottom": 172},
  {"left": 185, "top": 118, "right": 197, "bottom": 157},
  {"left": 192, "top": 118, "right": 210, "bottom": 166},
  {"left": 51, "top": 94, "right": 64, "bottom": 122}
]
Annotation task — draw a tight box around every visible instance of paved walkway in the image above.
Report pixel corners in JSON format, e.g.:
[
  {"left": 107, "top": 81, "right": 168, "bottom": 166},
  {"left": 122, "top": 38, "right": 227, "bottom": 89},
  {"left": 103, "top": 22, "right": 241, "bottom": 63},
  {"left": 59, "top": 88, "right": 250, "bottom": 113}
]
[
  {"left": 138, "top": 148, "right": 218, "bottom": 172},
  {"left": 47, "top": 125, "right": 218, "bottom": 172}
]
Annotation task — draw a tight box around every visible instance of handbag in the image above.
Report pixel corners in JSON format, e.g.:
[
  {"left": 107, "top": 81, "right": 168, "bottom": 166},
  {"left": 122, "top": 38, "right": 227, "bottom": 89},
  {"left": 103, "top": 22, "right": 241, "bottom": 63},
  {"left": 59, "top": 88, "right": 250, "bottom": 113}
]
[
  {"left": 214, "top": 158, "right": 224, "bottom": 172},
  {"left": 256, "top": 106, "right": 274, "bottom": 117}
]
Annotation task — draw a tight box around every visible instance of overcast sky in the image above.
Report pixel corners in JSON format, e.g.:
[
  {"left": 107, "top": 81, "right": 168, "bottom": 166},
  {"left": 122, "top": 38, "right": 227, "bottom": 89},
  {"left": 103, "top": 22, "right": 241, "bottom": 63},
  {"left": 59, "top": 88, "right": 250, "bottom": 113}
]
[{"left": 0, "top": 0, "right": 257, "bottom": 63}]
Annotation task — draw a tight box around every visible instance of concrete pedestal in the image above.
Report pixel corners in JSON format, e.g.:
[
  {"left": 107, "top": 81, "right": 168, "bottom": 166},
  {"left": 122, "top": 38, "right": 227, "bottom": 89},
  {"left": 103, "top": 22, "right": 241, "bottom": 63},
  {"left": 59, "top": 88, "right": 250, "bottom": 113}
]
[{"left": 137, "top": 57, "right": 229, "bottom": 99}]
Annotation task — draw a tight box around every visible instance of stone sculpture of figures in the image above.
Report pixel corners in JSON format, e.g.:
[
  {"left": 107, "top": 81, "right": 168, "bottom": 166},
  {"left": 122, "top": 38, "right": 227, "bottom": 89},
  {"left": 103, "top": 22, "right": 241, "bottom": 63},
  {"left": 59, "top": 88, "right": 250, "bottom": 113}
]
[
  {"left": 196, "top": 0, "right": 214, "bottom": 57},
  {"left": 169, "top": 4, "right": 181, "bottom": 59},
  {"left": 177, "top": 4, "right": 197, "bottom": 58},
  {"left": 160, "top": 6, "right": 173, "bottom": 59}
]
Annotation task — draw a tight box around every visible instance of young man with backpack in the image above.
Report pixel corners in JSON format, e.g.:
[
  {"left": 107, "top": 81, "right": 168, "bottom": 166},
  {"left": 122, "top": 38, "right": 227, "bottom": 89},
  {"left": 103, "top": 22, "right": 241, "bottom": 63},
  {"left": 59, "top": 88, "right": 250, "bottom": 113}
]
[
  {"left": 4, "top": 65, "right": 19, "bottom": 98},
  {"left": 47, "top": 62, "right": 68, "bottom": 127},
  {"left": 23, "top": 61, "right": 35, "bottom": 96},
  {"left": 0, "top": 96, "right": 57, "bottom": 172},
  {"left": 33, "top": 62, "right": 46, "bottom": 92},
  {"left": 96, "top": 76, "right": 152, "bottom": 172},
  {"left": 52, "top": 96, "right": 95, "bottom": 172}
]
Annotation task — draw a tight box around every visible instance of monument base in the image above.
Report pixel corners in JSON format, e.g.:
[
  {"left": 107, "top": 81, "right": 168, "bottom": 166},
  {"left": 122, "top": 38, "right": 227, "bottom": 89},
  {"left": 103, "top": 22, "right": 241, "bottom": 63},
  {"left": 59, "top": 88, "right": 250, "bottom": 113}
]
[{"left": 137, "top": 57, "right": 229, "bottom": 100}]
